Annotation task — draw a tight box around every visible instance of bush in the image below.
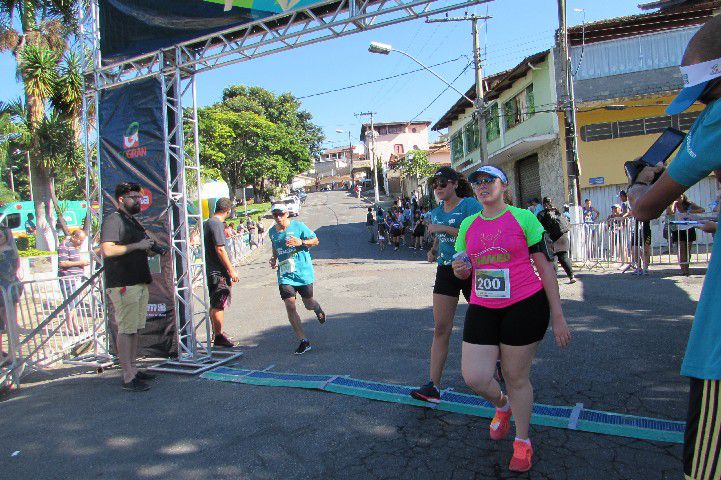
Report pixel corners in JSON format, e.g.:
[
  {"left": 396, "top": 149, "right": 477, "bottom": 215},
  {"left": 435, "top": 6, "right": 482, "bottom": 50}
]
[
  {"left": 18, "top": 248, "right": 56, "bottom": 258},
  {"left": 16, "top": 235, "right": 37, "bottom": 251}
]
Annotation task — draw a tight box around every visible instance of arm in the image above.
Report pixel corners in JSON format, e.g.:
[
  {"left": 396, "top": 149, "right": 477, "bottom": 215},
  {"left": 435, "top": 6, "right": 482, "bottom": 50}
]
[
  {"left": 270, "top": 246, "right": 278, "bottom": 269},
  {"left": 426, "top": 223, "right": 459, "bottom": 236},
  {"left": 628, "top": 171, "right": 688, "bottom": 221},
  {"left": 427, "top": 237, "right": 439, "bottom": 263},
  {"left": 100, "top": 239, "right": 152, "bottom": 258},
  {"left": 215, "top": 245, "right": 239, "bottom": 282},
  {"left": 59, "top": 259, "right": 89, "bottom": 268},
  {"left": 532, "top": 251, "right": 571, "bottom": 348}
]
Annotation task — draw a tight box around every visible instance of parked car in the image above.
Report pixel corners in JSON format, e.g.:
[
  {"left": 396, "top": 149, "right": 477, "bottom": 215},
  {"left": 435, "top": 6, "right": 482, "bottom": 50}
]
[
  {"left": 290, "top": 189, "right": 307, "bottom": 203},
  {"left": 282, "top": 196, "right": 301, "bottom": 217}
]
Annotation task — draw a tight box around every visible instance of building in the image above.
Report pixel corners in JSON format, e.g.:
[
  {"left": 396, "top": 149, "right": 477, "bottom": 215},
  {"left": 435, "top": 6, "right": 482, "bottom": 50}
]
[
  {"left": 387, "top": 137, "right": 451, "bottom": 199},
  {"left": 314, "top": 145, "right": 365, "bottom": 179},
  {"left": 565, "top": 0, "right": 720, "bottom": 219},
  {"left": 433, "top": 50, "right": 567, "bottom": 208},
  {"left": 359, "top": 121, "right": 431, "bottom": 193}
]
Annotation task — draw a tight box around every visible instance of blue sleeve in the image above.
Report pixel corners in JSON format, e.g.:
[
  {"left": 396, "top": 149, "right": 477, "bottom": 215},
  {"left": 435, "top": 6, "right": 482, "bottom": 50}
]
[
  {"left": 667, "top": 101, "right": 721, "bottom": 187},
  {"left": 464, "top": 197, "right": 482, "bottom": 216},
  {"left": 299, "top": 222, "right": 316, "bottom": 240}
]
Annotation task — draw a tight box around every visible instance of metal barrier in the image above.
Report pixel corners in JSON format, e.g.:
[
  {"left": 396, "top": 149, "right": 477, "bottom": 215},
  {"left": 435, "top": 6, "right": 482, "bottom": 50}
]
[
  {"left": 191, "top": 233, "right": 265, "bottom": 268},
  {"left": 0, "top": 270, "right": 112, "bottom": 389},
  {"left": 569, "top": 215, "right": 714, "bottom": 270}
]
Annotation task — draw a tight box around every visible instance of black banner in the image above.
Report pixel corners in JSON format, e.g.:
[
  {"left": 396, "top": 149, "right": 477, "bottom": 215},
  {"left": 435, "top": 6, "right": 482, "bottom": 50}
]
[
  {"left": 99, "top": 0, "right": 313, "bottom": 64},
  {"left": 99, "top": 77, "right": 176, "bottom": 356}
]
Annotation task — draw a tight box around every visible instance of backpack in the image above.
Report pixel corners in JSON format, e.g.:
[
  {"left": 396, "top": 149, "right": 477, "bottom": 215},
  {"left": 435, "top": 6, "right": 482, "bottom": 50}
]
[{"left": 541, "top": 210, "right": 570, "bottom": 242}]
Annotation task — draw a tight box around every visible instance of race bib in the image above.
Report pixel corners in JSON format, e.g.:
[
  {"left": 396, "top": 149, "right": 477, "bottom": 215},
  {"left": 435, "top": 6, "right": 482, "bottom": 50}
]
[
  {"left": 474, "top": 269, "right": 511, "bottom": 299},
  {"left": 279, "top": 257, "right": 296, "bottom": 275}
]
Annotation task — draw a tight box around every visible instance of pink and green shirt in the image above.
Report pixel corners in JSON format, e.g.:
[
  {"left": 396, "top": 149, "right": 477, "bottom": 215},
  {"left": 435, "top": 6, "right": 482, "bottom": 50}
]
[{"left": 455, "top": 205, "right": 545, "bottom": 309}]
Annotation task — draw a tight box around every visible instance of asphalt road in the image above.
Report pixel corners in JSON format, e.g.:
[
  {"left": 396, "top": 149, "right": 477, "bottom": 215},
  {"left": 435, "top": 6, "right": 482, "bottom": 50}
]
[{"left": 0, "top": 190, "right": 704, "bottom": 479}]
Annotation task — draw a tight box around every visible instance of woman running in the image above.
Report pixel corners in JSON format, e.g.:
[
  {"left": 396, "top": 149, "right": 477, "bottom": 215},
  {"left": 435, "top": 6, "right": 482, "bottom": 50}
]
[
  {"left": 452, "top": 165, "right": 571, "bottom": 473},
  {"left": 410, "top": 166, "right": 481, "bottom": 403}
]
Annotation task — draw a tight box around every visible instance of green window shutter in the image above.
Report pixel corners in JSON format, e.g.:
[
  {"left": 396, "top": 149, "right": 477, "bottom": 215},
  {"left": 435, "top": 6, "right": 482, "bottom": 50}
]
[{"left": 526, "top": 84, "right": 535, "bottom": 116}]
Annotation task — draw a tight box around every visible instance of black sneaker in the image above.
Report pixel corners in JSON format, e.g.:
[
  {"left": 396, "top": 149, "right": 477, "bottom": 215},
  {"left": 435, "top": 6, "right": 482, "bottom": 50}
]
[
  {"left": 294, "top": 340, "right": 312, "bottom": 355},
  {"left": 122, "top": 377, "right": 150, "bottom": 392},
  {"left": 410, "top": 381, "right": 441, "bottom": 404},
  {"left": 135, "top": 370, "right": 156, "bottom": 381},
  {"left": 214, "top": 334, "right": 236, "bottom": 348}
]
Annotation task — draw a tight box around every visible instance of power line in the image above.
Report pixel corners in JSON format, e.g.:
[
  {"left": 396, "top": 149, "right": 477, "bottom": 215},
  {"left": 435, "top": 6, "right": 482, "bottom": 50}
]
[
  {"left": 297, "top": 55, "right": 467, "bottom": 100},
  {"left": 407, "top": 60, "right": 474, "bottom": 127}
]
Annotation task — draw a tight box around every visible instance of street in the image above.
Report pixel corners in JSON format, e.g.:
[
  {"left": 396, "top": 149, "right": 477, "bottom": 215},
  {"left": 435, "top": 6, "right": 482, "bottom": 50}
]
[{"left": 0, "top": 191, "right": 702, "bottom": 479}]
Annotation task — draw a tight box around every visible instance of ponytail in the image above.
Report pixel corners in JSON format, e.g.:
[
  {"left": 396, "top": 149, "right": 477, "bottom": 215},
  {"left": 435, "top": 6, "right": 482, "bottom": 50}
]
[{"left": 455, "top": 175, "right": 474, "bottom": 198}]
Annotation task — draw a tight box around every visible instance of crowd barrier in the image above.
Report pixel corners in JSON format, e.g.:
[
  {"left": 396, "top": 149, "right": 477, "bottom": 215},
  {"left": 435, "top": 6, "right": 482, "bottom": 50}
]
[
  {"left": 568, "top": 216, "right": 714, "bottom": 270},
  {"left": 191, "top": 232, "right": 266, "bottom": 268},
  {"left": 0, "top": 271, "right": 110, "bottom": 390}
]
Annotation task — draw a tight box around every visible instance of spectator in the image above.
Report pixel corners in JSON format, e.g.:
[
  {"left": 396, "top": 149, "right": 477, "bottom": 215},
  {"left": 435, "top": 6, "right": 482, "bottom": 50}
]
[
  {"left": 619, "top": 191, "right": 631, "bottom": 217},
  {"left": 411, "top": 212, "right": 426, "bottom": 251},
  {"left": 257, "top": 217, "right": 265, "bottom": 246},
  {"left": 24, "top": 213, "right": 36, "bottom": 235},
  {"left": 606, "top": 204, "right": 624, "bottom": 223},
  {"left": 366, "top": 207, "right": 376, "bottom": 243},
  {"left": 667, "top": 194, "right": 704, "bottom": 276},
  {"left": 58, "top": 230, "right": 89, "bottom": 335},
  {"left": 562, "top": 204, "right": 571, "bottom": 221},
  {"left": 223, "top": 222, "right": 234, "bottom": 239},
  {"left": 247, "top": 217, "right": 259, "bottom": 250},
  {"left": 582, "top": 199, "right": 600, "bottom": 223},
  {"left": 204, "top": 198, "right": 240, "bottom": 348},
  {"left": 0, "top": 227, "right": 19, "bottom": 363},
  {"left": 100, "top": 182, "right": 156, "bottom": 392},
  {"left": 627, "top": 16, "right": 721, "bottom": 478},
  {"left": 538, "top": 197, "right": 575, "bottom": 283}
]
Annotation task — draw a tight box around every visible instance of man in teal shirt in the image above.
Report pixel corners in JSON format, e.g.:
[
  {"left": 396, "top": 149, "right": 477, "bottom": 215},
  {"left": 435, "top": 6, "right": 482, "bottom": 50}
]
[
  {"left": 628, "top": 17, "right": 721, "bottom": 480},
  {"left": 269, "top": 203, "right": 326, "bottom": 355}
]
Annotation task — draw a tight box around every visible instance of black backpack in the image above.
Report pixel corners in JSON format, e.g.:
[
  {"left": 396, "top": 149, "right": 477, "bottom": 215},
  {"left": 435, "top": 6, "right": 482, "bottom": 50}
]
[{"left": 541, "top": 209, "right": 570, "bottom": 242}]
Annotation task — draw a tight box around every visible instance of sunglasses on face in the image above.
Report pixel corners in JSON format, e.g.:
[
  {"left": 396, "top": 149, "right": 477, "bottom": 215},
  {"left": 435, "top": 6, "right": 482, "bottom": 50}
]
[
  {"left": 272, "top": 211, "right": 286, "bottom": 217},
  {"left": 471, "top": 177, "right": 496, "bottom": 186},
  {"left": 433, "top": 180, "right": 451, "bottom": 189}
]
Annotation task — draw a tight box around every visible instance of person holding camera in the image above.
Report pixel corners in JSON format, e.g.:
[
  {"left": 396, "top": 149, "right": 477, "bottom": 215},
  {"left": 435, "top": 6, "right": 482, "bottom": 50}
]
[
  {"left": 204, "top": 198, "right": 240, "bottom": 348},
  {"left": 100, "top": 182, "right": 157, "bottom": 392},
  {"left": 627, "top": 16, "right": 721, "bottom": 480}
]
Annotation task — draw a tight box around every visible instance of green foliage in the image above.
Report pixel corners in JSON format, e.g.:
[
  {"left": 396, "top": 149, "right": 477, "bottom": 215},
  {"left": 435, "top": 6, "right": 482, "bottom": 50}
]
[
  {"left": 396, "top": 150, "right": 435, "bottom": 179},
  {"left": 18, "top": 248, "right": 56, "bottom": 257},
  {"left": 16, "top": 235, "right": 37, "bottom": 251}
]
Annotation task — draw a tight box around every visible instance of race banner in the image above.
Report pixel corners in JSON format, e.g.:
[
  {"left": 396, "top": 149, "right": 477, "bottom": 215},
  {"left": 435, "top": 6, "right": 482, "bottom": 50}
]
[
  {"left": 99, "top": 0, "right": 329, "bottom": 64},
  {"left": 98, "top": 77, "right": 176, "bottom": 356}
]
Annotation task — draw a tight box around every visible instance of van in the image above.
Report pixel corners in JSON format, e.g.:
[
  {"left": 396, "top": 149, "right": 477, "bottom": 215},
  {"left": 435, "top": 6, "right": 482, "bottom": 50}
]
[{"left": 0, "top": 200, "right": 90, "bottom": 238}]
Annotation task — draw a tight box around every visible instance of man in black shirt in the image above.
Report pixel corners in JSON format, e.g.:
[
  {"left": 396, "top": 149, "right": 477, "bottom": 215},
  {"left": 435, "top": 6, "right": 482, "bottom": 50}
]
[
  {"left": 204, "top": 198, "right": 240, "bottom": 347},
  {"left": 100, "top": 182, "right": 155, "bottom": 392},
  {"left": 366, "top": 207, "right": 376, "bottom": 243}
]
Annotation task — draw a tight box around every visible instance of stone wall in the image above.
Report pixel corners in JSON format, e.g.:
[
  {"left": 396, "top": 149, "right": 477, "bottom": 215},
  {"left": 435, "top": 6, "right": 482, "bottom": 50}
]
[{"left": 537, "top": 139, "right": 566, "bottom": 208}]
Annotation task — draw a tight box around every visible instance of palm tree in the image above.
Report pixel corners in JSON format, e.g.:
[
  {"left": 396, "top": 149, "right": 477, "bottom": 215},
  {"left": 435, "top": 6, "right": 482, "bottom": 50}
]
[{"left": 1, "top": 0, "right": 78, "bottom": 250}]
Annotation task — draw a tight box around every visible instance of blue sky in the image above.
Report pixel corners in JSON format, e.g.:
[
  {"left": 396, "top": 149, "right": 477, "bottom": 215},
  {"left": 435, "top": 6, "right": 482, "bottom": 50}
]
[{"left": 0, "top": 0, "right": 641, "bottom": 149}]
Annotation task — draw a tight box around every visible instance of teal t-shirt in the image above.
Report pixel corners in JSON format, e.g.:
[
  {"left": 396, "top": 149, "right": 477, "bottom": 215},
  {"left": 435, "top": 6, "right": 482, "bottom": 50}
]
[
  {"left": 430, "top": 197, "right": 483, "bottom": 265},
  {"left": 667, "top": 98, "right": 721, "bottom": 380},
  {"left": 269, "top": 221, "right": 317, "bottom": 286}
]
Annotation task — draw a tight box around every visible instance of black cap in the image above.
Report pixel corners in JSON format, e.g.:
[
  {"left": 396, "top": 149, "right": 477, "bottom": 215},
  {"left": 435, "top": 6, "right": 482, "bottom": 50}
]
[{"left": 433, "top": 166, "right": 460, "bottom": 182}]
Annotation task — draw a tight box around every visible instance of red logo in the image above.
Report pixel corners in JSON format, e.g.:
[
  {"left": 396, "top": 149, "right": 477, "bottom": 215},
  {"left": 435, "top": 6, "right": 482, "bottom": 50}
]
[
  {"left": 139, "top": 188, "right": 152, "bottom": 212},
  {"left": 123, "top": 121, "right": 147, "bottom": 159}
]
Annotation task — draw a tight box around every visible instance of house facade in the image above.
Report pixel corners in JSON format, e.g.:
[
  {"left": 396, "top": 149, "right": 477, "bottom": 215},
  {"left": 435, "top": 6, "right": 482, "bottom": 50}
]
[
  {"left": 314, "top": 145, "right": 365, "bottom": 179},
  {"left": 387, "top": 138, "right": 451, "bottom": 199},
  {"left": 433, "top": 50, "right": 567, "bottom": 208}
]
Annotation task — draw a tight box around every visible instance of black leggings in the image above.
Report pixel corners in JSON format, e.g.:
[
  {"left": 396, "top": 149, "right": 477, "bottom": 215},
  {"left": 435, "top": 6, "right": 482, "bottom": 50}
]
[{"left": 556, "top": 251, "right": 574, "bottom": 279}]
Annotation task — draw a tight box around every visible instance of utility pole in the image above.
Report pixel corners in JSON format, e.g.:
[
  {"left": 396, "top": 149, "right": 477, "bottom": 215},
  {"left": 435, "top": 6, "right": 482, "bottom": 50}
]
[
  {"left": 348, "top": 131, "right": 354, "bottom": 187},
  {"left": 355, "top": 111, "right": 380, "bottom": 204},
  {"left": 557, "top": 0, "right": 581, "bottom": 207},
  {"left": 427, "top": 14, "right": 491, "bottom": 166}
]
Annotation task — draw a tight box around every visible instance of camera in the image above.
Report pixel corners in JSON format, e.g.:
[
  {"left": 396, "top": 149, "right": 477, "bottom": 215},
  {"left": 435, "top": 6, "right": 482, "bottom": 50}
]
[{"left": 150, "top": 241, "right": 168, "bottom": 256}]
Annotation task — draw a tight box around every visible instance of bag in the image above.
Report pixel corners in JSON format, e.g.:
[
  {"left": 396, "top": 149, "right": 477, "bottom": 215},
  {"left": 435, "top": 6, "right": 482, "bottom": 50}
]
[{"left": 542, "top": 210, "right": 570, "bottom": 242}]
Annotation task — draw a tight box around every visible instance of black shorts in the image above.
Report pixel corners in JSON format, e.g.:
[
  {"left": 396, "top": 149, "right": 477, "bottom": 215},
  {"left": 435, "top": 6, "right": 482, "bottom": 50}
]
[
  {"left": 463, "top": 289, "right": 550, "bottom": 346},
  {"left": 208, "top": 272, "right": 231, "bottom": 310},
  {"left": 672, "top": 228, "right": 697, "bottom": 245},
  {"left": 433, "top": 264, "right": 471, "bottom": 301},
  {"left": 632, "top": 220, "right": 652, "bottom": 245},
  {"left": 684, "top": 378, "right": 721, "bottom": 479},
  {"left": 279, "top": 283, "right": 314, "bottom": 300}
]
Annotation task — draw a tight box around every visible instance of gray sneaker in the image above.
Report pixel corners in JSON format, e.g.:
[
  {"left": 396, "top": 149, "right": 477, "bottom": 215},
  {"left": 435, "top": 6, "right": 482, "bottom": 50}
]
[{"left": 122, "top": 377, "right": 150, "bottom": 392}]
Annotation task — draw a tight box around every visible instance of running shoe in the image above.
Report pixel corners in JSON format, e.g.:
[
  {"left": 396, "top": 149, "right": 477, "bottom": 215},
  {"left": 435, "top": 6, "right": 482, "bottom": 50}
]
[
  {"left": 214, "top": 334, "right": 236, "bottom": 348},
  {"left": 410, "top": 381, "right": 441, "bottom": 403},
  {"left": 294, "top": 339, "right": 312, "bottom": 355},
  {"left": 315, "top": 306, "right": 326, "bottom": 324},
  {"left": 642, "top": 269, "right": 650, "bottom": 276},
  {"left": 509, "top": 439, "right": 533, "bottom": 472},
  {"left": 489, "top": 406, "right": 512, "bottom": 440},
  {"left": 122, "top": 377, "right": 150, "bottom": 392},
  {"left": 135, "top": 370, "right": 157, "bottom": 381}
]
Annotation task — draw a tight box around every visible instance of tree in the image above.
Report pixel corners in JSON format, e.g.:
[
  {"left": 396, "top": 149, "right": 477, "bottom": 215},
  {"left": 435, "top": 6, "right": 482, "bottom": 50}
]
[{"left": 1, "top": 0, "right": 78, "bottom": 249}]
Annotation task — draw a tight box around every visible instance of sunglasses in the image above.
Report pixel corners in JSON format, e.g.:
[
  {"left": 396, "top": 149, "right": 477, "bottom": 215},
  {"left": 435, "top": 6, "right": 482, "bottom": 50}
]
[
  {"left": 471, "top": 177, "right": 497, "bottom": 186},
  {"left": 433, "top": 180, "right": 451, "bottom": 189},
  {"left": 272, "top": 211, "right": 287, "bottom": 217}
]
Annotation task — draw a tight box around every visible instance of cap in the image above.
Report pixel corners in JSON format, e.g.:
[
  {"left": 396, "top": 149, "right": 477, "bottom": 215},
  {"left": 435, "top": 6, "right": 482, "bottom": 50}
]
[
  {"left": 270, "top": 203, "right": 288, "bottom": 213},
  {"left": 619, "top": 190, "right": 627, "bottom": 196},
  {"left": 468, "top": 165, "right": 509, "bottom": 184},
  {"left": 667, "top": 57, "right": 721, "bottom": 115},
  {"left": 611, "top": 203, "right": 621, "bottom": 209},
  {"left": 433, "top": 166, "right": 460, "bottom": 182}
]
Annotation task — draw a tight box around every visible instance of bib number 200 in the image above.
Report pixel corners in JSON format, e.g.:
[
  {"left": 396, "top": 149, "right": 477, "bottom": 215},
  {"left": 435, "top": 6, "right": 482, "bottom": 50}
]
[{"left": 474, "top": 269, "right": 511, "bottom": 299}]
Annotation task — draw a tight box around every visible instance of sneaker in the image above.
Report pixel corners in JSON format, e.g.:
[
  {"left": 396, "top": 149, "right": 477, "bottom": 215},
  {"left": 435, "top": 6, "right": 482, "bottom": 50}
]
[
  {"left": 315, "top": 306, "right": 326, "bottom": 324},
  {"left": 642, "top": 269, "right": 650, "bottom": 276},
  {"left": 294, "top": 339, "right": 311, "bottom": 355},
  {"left": 568, "top": 277, "right": 577, "bottom": 284},
  {"left": 214, "top": 334, "right": 236, "bottom": 348},
  {"left": 509, "top": 439, "right": 533, "bottom": 472},
  {"left": 410, "top": 381, "right": 441, "bottom": 404},
  {"left": 122, "top": 377, "right": 150, "bottom": 392},
  {"left": 489, "top": 406, "right": 512, "bottom": 441},
  {"left": 135, "top": 370, "right": 157, "bottom": 381},
  {"left": 632, "top": 268, "right": 643, "bottom": 275}
]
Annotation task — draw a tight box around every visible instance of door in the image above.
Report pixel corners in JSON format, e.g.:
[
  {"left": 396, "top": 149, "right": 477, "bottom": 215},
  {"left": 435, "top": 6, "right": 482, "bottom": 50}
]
[{"left": 516, "top": 154, "right": 541, "bottom": 208}]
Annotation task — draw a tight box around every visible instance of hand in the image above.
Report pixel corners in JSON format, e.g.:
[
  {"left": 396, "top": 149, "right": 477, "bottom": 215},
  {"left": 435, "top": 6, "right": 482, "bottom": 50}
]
[
  {"left": 552, "top": 313, "right": 571, "bottom": 348},
  {"left": 426, "top": 223, "right": 441, "bottom": 234},
  {"left": 136, "top": 238, "right": 154, "bottom": 251},
  {"left": 269, "top": 257, "right": 277, "bottom": 269},
  {"left": 427, "top": 249, "right": 437, "bottom": 263},
  {"left": 286, "top": 236, "right": 302, "bottom": 247},
  {"left": 451, "top": 259, "right": 471, "bottom": 279},
  {"left": 636, "top": 161, "right": 665, "bottom": 185},
  {"left": 701, "top": 221, "right": 717, "bottom": 234},
  {"left": 228, "top": 268, "right": 240, "bottom": 284}
]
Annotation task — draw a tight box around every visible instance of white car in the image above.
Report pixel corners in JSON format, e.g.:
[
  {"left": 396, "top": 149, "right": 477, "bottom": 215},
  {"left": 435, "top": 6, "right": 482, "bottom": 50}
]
[{"left": 281, "top": 196, "right": 301, "bottom": 217}]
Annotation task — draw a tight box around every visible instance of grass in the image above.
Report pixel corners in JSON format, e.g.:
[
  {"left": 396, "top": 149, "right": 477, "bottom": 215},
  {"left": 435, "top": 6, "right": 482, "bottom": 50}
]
[{"left": 236, "top": 202, "right": 272, "bottom": 219}]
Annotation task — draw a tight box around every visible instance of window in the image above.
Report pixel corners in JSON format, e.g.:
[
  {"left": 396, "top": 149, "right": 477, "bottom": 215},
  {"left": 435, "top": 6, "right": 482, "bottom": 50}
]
[
  {"left": 394, "top": 144, "right": 404, "bottom": 154},
  {"left": 503, "top": 84, "right": 535, "bottom": 130},
  {"left": 580, "top": 111, "right": 701, "bottom": 142},
  {"left": 0, "top": 213, "right": 20, "bottom": 229},
  {"left": 485, "top": 103, "right": 500, "bottom": 142},
  {"left": 450, "top": 132, "right": 464, "bottom": 162},
  {"left": 463, "top": 120, "right": 479, "bottom": 154},
  {"left": 387, "top": 125, "right": 403, "bottom": 134},
  {"left": 412, "top": 128, "right": 417, "bottom": 133}
]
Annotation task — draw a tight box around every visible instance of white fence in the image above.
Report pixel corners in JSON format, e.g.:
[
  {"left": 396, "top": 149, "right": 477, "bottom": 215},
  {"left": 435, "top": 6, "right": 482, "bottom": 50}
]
[{"left": 568, "top": 216, "right": 715, "bottom": 270}]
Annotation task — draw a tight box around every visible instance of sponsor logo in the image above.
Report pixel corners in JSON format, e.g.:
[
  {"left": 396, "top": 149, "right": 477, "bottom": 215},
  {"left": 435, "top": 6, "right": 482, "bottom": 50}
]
[
  {"left": 123, "top": 121, "right": 147, "bottom": 159},
  {"left": 682, "top": 73, "right": 690, "bottom": 86},
  {"left": 712, "top": 64, "right": 720, "bottom": 75},
  {"left": 147, "top": 303, "right": 167, "bottom": 315},
  {"left": 139, "top": 187, "right": 152, "bottom": 212}
]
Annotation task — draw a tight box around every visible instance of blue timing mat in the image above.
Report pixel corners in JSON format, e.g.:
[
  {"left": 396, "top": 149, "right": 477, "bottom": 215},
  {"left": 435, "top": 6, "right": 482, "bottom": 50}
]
[{"left": 201, "top": 367, "right": 685, "bottom": 444}]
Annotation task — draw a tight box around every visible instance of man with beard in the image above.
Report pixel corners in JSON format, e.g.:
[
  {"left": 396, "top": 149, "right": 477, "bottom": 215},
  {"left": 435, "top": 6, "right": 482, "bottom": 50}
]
[{"left": 101, "top": 182, "right": 156, "bottom": 392}]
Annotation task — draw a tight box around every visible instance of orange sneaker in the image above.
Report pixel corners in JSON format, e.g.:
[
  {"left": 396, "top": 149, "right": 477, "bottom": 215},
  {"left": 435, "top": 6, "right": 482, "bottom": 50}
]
[
  {"left": 489, "top": 408, "right": 512, "bottom": 440},
  {"left": 509, "top": 439, "right": 533, "bottom": 472}
]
